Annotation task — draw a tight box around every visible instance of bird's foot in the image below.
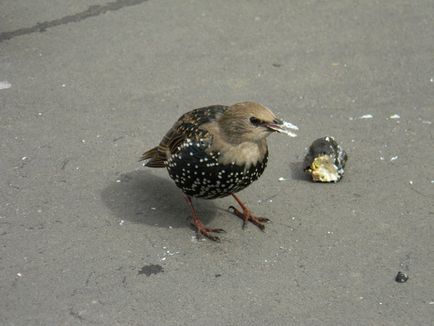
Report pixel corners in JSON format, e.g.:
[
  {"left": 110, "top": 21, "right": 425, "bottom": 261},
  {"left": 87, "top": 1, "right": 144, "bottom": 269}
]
[
  {"left": 185, "top": 195, "right": 225, "bottom": 242},
  {"left": 229, "top": 193, "right": 270, "bottom": 230},
  {"left": 228, "top": 205, "right": 270, "bottom": 230},
  {"left": 192, "top": 218, "right": 225, "bottom": 242}
]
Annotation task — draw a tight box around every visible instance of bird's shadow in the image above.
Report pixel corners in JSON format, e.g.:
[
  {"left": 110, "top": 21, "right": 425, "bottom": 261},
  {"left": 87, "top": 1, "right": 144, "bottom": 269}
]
[
  {"left": 289, "top": 161, "right": 311, "bottom": 181},
  {"left": 100, "top": 170, "right": 217, "bottom": 228}
]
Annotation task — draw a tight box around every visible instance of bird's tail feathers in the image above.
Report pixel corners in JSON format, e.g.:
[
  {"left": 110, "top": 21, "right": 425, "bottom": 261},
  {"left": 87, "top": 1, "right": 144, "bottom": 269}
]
[{"left": 139, "top": 147, "right": 166, "bottom": 168}]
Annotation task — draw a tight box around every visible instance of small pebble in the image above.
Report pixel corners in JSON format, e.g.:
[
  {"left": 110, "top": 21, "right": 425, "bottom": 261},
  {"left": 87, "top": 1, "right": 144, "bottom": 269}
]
[{"left": 395, "top": 271, "right": 409, "bottom": 283}]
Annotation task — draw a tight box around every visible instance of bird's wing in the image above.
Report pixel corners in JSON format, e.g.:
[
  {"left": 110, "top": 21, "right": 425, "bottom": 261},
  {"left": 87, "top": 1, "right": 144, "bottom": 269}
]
[{"left": 141, "top": 105, "right": 227, "bottom": 167}]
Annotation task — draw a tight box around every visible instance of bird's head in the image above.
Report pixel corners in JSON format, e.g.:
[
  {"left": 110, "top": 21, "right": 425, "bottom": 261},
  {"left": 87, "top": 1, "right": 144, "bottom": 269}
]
[{"left": 218, "top": 102, "right": 298, "bottom": 144}]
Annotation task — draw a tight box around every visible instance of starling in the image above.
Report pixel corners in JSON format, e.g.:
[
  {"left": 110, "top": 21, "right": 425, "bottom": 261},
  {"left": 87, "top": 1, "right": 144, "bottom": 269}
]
[{"left": 141, "top": 102, "right": 298, "bottom": 241}]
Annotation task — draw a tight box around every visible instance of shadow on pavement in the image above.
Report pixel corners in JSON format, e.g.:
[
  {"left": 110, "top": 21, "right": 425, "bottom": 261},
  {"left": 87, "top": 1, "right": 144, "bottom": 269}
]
[
  {"left": 101, "top": 170, "right": 217, "bottom": 228},
  {"left": 289, "top": 161, "right": 311, "bottom": 182}
]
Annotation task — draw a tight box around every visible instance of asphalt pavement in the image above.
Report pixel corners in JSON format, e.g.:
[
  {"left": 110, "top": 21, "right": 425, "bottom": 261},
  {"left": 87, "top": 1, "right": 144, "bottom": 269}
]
[{"left": 1, "top": 1, "right": 433, "bottom": 325}]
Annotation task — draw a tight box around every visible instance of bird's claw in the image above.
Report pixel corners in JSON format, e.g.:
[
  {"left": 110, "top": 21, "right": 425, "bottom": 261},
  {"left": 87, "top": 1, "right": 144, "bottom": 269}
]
[
  {"left": 228, "top": 205, "right": 270, "bottom": 231},
  {"left": 192, "top": 222, "right": 226, "bottom": 242}
]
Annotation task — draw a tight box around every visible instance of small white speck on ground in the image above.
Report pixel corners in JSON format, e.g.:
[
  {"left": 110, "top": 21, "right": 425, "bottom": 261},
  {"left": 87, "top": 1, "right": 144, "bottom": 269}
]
[
  {"left": 38, "top": 112, "right": 42, "bottom": 116},
  {"left": 327, "top": 231, "right": 333, "bottom": 234},
  {"left": 380, "top": 157, "right": 385, "bottom": 161},
  {"left": 431, "top": 180, "right": 434, "bottom": 184},
  {"left": 0, "top": 81, "right": 12, "bottom": 90},
  {"left": 17, "top": 273, "right": 22, "bottom": 277},
  {"left": 116, "top": 179, "right": 121, "bottom": 183},
  {"left": 161, "top": 257, "right": 166, "bottom": 261},
  {"left": 61, "top": 84, "right": 66, "bottom": 87},
  {"left": 151, "top": 207, "right": 156, "bottom": 210},
  {"left": 278, "top": 177, "right": 286, "bottom": 181},
  {"left": 351, "top": 114, "right": 374, "bottom": 120},
  {"left": 37, "top": 209, "right": 42, "bottom": 213},
  {"left": 379, "top": 302, "right": 383, "bottom": 305},
  {"left": 168, "top": 226, "right": 173, "bottom": 229},
  {"left": 81, "top": 139, "right": 86, "bottom": 144},
  {"left": 359, "top": 297, "right": 364, "bottom": 300},
  {"left": 21, "top": 156, "right": 27, "bottom": 160},
  {"left": 429, "top": 301, "right": 434, "bottom": 304},
  {"left": 422, "top": 120, "right": 432, "bottom": 125},
  {"left": 268, "top": 199, "right": 273, "bottom": 203},
  {"left": 75, "top": 166, "right": 80, "bottom": 170},
  {"left": 409, "top": 180, "right": 413, "bottom": 185},
  {"left": 119, "top": 220, "right": 124, "bottom": 226},
  {"left": 430, "top": 78, "right": 434, "bottom": 83},
  {"left": 390, "top": 114, "right": 400, "bottom": 119},
  {"left": 390, "top": 156, "right": 398, "bottom": 161}
]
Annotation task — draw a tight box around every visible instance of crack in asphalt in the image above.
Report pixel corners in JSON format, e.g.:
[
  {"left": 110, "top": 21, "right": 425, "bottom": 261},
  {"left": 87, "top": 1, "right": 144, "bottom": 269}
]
[{"left": 0, "top": 0, "right": 148, "bottom": 43}]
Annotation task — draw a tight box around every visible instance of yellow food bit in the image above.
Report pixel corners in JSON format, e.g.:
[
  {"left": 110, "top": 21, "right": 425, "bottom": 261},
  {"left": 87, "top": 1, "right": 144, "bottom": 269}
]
[{"left": 308, "top": 155, "right": 339, "bottom": 182}]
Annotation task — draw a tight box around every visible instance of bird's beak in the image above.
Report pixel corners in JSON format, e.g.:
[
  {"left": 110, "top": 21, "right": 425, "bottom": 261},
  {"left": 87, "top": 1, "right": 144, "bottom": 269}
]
[{"left": 266, "top": 118, "right": 299, "bottom": 137}]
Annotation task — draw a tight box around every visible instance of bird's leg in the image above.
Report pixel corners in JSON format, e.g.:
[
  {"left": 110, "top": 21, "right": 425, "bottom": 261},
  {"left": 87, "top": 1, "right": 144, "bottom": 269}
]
[
  {"left": 184, "top": 195, "right": 225, "bottom": 241},
  {"left": 229, "top": 193, "right": 270, "bottom": 230}
]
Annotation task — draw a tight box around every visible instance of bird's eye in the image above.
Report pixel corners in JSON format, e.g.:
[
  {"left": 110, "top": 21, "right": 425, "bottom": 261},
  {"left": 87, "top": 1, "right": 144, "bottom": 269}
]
[{"left": 250, "top": 117, "right": 261, "bottom": 125}]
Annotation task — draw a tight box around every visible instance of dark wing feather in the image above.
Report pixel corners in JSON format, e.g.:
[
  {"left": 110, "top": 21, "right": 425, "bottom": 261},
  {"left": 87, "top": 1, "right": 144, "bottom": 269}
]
[{"left": 140, "top": 105, "right": 227, "bottom": 168}]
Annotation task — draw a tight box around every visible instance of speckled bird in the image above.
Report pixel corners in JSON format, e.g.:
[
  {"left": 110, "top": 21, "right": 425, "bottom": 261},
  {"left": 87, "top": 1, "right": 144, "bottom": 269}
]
[{"left": 141, "top": 102, "right": 298, "bottom": 241}]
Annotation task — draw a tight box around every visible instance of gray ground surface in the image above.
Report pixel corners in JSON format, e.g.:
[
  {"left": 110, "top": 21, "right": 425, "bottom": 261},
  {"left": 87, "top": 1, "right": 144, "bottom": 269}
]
[{"left": 1, "top": 1, "right": 434, "bottom": 325}]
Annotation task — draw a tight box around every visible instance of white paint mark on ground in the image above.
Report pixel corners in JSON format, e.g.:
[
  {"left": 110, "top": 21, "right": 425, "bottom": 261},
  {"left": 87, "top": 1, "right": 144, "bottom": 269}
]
[{"left": 390, "top": 114, "right": 400, "bottom": 119}]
